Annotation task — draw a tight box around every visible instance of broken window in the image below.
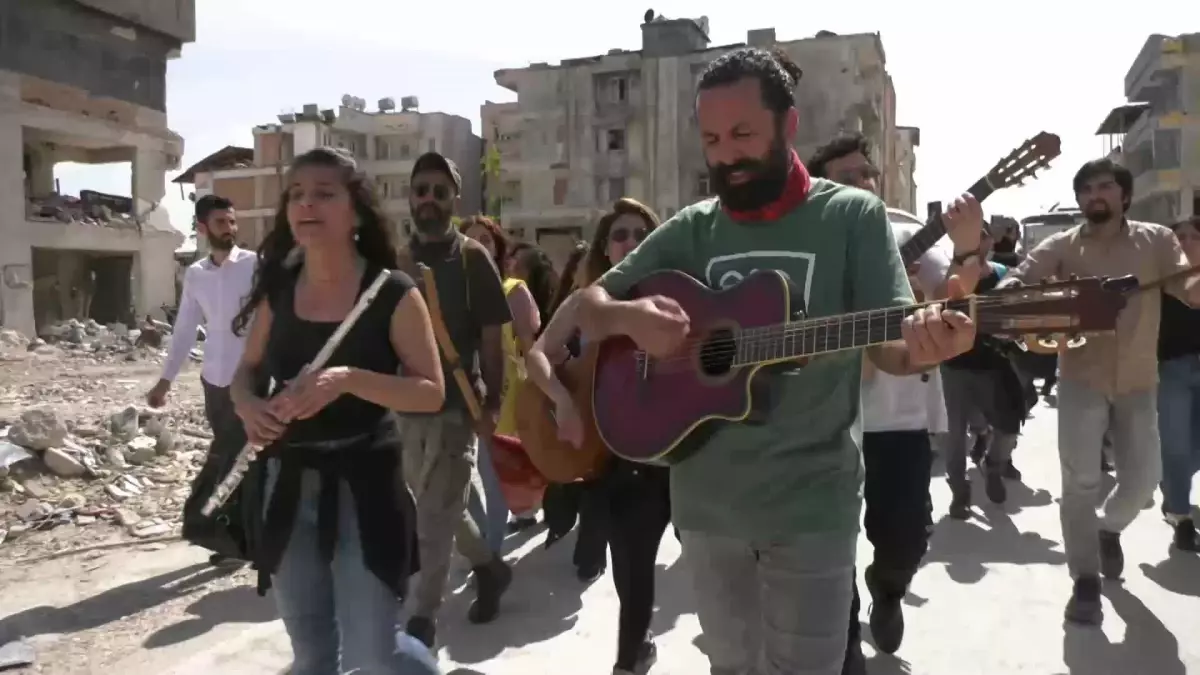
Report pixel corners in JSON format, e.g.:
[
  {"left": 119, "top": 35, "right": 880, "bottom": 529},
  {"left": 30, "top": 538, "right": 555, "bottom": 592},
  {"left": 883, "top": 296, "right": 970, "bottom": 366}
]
[{"left": 606, "top": 129, "right": 626, "bottom": 151}]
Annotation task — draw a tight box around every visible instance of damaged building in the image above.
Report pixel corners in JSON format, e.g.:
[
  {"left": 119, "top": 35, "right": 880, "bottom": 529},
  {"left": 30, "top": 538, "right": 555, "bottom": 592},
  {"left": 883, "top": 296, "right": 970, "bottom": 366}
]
[
  {"left": 481, "top": 15, "right": 920, "bottom": 268},
  {"left": 0, "top": 0, "right": 195, "bottom": 338}
]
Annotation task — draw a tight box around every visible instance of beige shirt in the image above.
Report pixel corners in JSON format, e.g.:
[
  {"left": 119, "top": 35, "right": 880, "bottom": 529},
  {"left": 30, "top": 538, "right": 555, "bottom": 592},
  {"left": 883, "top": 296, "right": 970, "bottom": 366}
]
[{"left": 1007, "top": 220, "right": 1196, "bottom": 395}]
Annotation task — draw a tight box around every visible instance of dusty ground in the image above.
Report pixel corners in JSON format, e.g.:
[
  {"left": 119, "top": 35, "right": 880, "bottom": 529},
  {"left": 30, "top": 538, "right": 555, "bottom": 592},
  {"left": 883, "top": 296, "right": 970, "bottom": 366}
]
[{"left": 3, "top": 343, "right": 1200, "bottom": 674}]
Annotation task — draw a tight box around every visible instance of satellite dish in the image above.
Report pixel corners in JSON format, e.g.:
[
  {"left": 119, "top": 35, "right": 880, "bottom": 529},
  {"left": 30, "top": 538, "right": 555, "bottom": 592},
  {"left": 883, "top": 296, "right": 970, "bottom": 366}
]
[
  {"left": 643, "top": 8, "right": 654, "bottom": 22},
  {"left": 341, "top": 94, "right": 353, "bottom": 107}
]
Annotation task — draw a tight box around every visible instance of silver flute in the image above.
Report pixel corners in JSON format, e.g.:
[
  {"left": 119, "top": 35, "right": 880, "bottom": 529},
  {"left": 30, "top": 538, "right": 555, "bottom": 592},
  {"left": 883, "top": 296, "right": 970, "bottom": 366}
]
[{"left": 201, "top": 269, "right": 393, "bottom": 517}]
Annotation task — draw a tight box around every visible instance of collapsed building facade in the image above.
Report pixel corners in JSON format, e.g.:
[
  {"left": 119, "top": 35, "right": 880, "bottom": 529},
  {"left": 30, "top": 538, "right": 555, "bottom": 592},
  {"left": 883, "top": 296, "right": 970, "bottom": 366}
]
[{"left": 0, "top": 0, "right": 195, "bottom": 337}]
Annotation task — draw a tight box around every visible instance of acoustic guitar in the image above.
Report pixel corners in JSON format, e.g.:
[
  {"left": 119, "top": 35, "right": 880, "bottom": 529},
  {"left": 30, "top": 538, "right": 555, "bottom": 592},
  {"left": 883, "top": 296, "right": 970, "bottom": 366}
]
[
  {"left": 514, "top": 344, "right": 610, "bottom": 482},
  {"left": 590, "top": 270, "right": 1133, "bottom": 465}
]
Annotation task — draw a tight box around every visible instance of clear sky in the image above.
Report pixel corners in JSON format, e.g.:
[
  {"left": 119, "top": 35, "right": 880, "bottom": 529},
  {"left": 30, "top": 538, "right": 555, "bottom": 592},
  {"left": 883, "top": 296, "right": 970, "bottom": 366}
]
[{"left": 53, "top": 0, "right": 1194, "bottom": 237}]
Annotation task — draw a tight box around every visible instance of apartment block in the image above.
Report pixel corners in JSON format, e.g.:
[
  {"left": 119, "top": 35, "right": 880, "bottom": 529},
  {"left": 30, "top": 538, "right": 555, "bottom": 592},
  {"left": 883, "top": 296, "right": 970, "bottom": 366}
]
[
  {"left": 480, "top": 14, "right": 918, "bottom": 267},
  {"left": 174, "top": 98, "right": 482, "bottom": 252},
  {"left": 0, "top": 0, "right": 194, "bottom": 337},
  {"left": 1096, "top": 33, "right": 1200, "bottom": 223}
]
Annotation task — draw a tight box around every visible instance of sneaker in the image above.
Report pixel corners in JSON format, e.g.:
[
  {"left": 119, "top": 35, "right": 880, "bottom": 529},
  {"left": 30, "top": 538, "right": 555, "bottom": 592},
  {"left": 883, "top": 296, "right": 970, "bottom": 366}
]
[
  {"left": 1173, "top": 518, "right": 1199, "bottom": 552},
  {"left": 208, "top": 553, "right": 244, "bottom": 569},
  {"left": 984, "top": 460, "right": 1008, "bottom": 505},
  {"left": 467, "top": 557, "right": 513, "bottom": 624},
  {"left": 1064, "top": 575, "right": 1102, "bottom": 625},
  {"left": 1098, "top": 530, "right": 1124, "bottom": 580},
  {"left": 613, "top": 639, "right": 657, "bottom": 675},
  {"left": 405, "top": 615, "right": 437, "bottom": 649},
  {"left": 865, "top": 565, "right": 905, "bottom": 655},
  {"left": 507, "top": 516, "right": 538, "bottom": 533},
  {"left": 1004, "top": 460, "right": 1022, "bottom": 481},
  {"left": 949, "top": 485, "right": 971, "bottom": 520}
]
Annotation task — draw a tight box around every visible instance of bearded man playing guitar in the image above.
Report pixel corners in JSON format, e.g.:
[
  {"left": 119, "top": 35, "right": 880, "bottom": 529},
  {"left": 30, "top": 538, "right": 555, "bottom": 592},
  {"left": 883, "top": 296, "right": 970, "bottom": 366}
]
[{"left": 574, "top": 47, "right": 976, "bottom": 675}]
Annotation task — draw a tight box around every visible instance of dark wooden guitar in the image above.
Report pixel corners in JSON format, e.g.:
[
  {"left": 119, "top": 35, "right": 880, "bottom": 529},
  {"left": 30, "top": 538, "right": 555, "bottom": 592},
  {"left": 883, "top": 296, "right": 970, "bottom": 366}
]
[
  {"left": 591, "top": 270, "right": 1133, "bottom": 465},
  {"left": 899, "top": 131, "right": 1061, "bottom": 266}
]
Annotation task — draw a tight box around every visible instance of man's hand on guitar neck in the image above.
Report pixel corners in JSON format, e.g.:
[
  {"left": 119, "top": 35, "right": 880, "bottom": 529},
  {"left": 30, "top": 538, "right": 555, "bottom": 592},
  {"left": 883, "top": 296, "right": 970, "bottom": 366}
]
[
  {"left": 870, "top": 275, "right": 977, "bottom": 375},
  {"left": 944, "top": 193, "right": 985, "bottom": 258}
]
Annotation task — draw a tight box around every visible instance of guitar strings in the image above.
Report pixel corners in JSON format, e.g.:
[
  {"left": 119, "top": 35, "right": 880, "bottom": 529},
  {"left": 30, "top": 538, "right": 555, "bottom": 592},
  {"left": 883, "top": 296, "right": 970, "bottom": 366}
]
[{"left": 635, "top": 293, "right": 1070, "bottom": 369}]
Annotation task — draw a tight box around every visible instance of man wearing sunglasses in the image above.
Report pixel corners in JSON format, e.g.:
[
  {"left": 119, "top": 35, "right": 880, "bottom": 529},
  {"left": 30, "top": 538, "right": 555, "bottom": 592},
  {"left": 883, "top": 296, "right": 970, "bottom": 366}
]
[{"left": 400, "top": 152, "right": 515, "bottom": 648}]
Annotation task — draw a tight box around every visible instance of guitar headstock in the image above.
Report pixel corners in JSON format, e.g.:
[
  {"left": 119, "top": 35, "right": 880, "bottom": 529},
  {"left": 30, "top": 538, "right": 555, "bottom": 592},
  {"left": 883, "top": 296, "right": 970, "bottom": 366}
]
[
  {"left": 973, "top": 275, "right": 1130, "bottom": 341},
  {"left": 986, "top": 131, "right": 1062, "bottom": 190}
]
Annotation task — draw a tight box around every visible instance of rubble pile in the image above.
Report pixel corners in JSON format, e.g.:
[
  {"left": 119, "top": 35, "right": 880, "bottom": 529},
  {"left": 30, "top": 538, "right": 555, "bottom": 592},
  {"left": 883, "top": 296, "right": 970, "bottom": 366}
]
[
  {"left": 1, "top": 318, "right": 188, "bottom": 364},
  {"left": 0, "top": 399, "right": 213, "bottom": 553},
  {"left": 26, "top": 193, "right": 141, "bottom": 230}
]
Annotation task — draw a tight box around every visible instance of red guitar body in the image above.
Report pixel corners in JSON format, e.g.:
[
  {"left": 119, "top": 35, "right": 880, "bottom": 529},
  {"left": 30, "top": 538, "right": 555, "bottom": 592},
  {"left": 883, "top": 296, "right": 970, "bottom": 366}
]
[{"left": 592, "top": 269, "right": 796, "bottom": 465}]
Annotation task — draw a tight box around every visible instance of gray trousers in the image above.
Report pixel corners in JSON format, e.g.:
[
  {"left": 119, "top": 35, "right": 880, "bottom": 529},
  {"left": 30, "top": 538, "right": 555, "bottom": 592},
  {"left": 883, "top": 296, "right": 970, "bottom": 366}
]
[
  {"left": 681, "top": 530, "right": 856, "bottom": 675},
  {"left": 1057, "top": 379, "right": 1161, "bottom": 578},
  {"left": 941, "top": 367, "right": 1018, "bottom": 491},
  {"left": 400, "top": 411, "right": 494, "bottom": 618}
]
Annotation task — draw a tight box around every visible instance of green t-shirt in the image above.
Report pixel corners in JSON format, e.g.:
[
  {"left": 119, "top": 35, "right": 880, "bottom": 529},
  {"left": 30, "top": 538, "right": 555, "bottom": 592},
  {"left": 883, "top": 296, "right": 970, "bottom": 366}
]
[{"left": 597, "top": 178, "right": 914, "bottom": 540}]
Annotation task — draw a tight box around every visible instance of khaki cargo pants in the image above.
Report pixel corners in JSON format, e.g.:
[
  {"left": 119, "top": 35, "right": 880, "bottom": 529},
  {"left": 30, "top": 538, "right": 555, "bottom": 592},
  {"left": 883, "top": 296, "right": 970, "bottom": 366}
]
[{"left": 401, "top": 410, "right": 493, "bottom": 619}]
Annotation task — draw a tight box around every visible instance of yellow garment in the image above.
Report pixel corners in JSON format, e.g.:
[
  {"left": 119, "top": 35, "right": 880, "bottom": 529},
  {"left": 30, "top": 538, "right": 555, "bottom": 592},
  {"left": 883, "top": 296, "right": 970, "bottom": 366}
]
[{"left": 496, "top": 277, "right": 527, "bottom": 436}]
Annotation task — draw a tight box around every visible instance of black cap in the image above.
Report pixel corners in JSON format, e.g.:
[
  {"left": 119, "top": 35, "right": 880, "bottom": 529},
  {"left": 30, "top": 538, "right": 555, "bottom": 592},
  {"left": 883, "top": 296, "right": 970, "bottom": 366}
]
[{"left": 411, "top": 152, "right": 462, "bottom": 194}]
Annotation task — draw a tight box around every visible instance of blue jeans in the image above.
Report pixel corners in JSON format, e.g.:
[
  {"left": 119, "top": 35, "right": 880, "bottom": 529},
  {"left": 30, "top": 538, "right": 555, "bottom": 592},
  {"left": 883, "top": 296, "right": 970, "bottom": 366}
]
[
  {"left": 267, "top": 463, "right": 404, "bottom": 675},
  {"left": 467, "top": 436, "right": 510, "bottom": 554},
  {"left": 1159, "top": 356, "right": 1200, "bottom": 517}
]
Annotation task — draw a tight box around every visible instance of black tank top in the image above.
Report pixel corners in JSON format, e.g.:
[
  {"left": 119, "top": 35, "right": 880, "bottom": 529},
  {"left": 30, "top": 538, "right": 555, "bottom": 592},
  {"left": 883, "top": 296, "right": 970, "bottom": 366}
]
[{"left": 254, "top": 265, "right": 419, "bottom": 597}]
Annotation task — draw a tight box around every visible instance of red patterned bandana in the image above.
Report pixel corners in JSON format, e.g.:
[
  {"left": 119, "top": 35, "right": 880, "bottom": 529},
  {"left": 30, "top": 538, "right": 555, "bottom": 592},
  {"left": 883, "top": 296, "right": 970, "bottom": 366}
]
[{"left": 723, "top": 149, "right": 812, "bottom": 222}]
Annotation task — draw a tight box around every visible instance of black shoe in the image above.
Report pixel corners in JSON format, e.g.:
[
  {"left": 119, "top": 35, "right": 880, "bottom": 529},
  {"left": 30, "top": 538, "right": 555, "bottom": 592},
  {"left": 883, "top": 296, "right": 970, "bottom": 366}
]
[
  {"left": 208, "top": 553, "right": 244, "bottom": 569},
  {"left": 865, "top": 564, "right": 905, "bottom": 655},
  {"left": 576, "top": 561, "right": 606, "bottom": 583},
  {"left": 1004, "top": 460, "right": 1022, "bottom": 481},
  {"left": 841, "top": 638, "right": 867, "bottom": 675},
  {"left": 405, "top": 615, "right": 436, "bottom": 649},
  {"left": 1064, "top": 576, "right": 1102, "bottom": 625},
  {"left": 1173, "top": 518, "right": 1199, "bottom": 552},
  {"left": 508, "top": 516, "right": 538, "bottom": 533},
  {"left": 613, "top": 639, "right": 657, "bottom": 674},
  {"left": 949, "top": 485, "right": 971, "bottom": 520},
  {"left": 467, "top": 557, "right": 513, "bottom": 624},
  {"left": 1098, "top": 530, "right": 1124, "bottom": 580},
  {"left": 984, "top": 460, "right": 1008, "bottom": 505},
  {"left": 970, "top": 431, "right": 989, "bottom": 466}
]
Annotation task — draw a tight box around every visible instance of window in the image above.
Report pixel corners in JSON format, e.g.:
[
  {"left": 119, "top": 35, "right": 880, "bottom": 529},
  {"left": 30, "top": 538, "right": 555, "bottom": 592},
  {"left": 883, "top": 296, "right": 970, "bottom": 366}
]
[
  {"left": 428, "top": 138, "right": 436, "bottom": 152},
  {"left": 503, "top": 180, "right": 521, "bottom": 207},
  {"left": 1153, "top": 129, "right": 1181, "bottom": 170},
  {"left": 553, "top": 178, "right": 568, "bottom": 206},
  {"left": 608, "top": 177, "right": 626, "bottom": 200},
  {"left": 605, "top": 129, "right": 626, "bottom": 151},
  {"left": 375, "top": 137, "right": 390, "bottom": 160},
  {"left": 399, "top": 143, "right": 411, "bottom": 159},
  {"left": 696, "top": 174, "right": 710, "bottom": 197}
]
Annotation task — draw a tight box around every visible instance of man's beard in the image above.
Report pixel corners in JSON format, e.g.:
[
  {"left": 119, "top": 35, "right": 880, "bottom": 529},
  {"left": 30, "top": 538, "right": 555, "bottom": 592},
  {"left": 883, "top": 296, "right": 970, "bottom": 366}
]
[
  {"left": 709, "top": 134, "right": 791, "bottom": 213},
  {"left": 413, "top": 202, "right": 451, "bottom": 236},
  {"left": 206, "top": 232, "right": 235, "bottom": 251},
  {"left": 1083, "top": 200, "right": 1114, "bottom": 225}
]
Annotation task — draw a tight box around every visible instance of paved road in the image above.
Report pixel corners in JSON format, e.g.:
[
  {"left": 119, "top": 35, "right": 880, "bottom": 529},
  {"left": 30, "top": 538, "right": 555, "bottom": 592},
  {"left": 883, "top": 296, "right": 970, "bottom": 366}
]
[{"left": 12, "top": 398, "right": 1200, "bottom": 674}]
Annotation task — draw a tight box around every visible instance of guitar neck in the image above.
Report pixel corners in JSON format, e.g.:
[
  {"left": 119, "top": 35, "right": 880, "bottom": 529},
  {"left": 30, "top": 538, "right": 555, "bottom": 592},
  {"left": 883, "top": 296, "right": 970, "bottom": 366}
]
[
  {"left": 733, "top": 298, "right": 973, "bottom": 367},
  {"left": 898, "top": 176, "right": 995, "bottom": 266}
]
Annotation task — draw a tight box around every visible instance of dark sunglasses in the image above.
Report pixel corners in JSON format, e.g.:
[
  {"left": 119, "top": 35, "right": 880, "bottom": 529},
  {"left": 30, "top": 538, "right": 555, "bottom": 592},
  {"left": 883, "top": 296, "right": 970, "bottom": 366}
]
[
  {"left": 835, "top": 165, "right": 880, "bottom": 184},
  {"left": 413, "top": 183, "right": 451, "bottom": 200},
  {"left": 609, "top": 227, "right": 647, "bottom": 244}
]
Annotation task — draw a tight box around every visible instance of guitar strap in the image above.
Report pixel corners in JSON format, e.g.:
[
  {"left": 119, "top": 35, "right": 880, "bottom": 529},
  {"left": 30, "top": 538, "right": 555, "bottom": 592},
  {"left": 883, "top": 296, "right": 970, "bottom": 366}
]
[{"left": 397, "top": 243, "right": 483, "bottom": 423}]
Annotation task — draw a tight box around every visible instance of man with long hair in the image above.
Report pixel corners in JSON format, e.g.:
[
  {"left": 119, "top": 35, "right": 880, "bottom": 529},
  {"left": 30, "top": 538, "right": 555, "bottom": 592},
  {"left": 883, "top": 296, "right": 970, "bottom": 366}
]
[
  {"left": 573, "top": 48, "right": 977, "bottom": 675},
  {"left": 149, "top": 195, "right": 257, "bottom": 568}
]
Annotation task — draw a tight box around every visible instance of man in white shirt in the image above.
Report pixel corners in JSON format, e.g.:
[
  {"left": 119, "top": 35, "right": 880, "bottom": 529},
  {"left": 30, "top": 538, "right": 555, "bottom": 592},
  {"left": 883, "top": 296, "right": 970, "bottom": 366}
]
[
  {"left": 809, "top": 135, "right": 984, "bottom": 674},
  {"left": 146, "top": 195, "right": 258, "bottom": 567}
]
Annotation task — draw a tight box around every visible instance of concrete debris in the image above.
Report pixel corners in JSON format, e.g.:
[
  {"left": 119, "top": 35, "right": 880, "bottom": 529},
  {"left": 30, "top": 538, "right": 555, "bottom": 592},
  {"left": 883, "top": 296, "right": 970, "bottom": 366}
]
[{"left": 0, "top": 337, "right": 214, "bottom": 557}]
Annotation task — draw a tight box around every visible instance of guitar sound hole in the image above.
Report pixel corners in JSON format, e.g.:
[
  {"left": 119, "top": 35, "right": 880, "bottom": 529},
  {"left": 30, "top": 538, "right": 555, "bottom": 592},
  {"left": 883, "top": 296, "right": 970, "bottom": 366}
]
[{"left": 699, "top": 328, "right": 737, "bottom": 376}]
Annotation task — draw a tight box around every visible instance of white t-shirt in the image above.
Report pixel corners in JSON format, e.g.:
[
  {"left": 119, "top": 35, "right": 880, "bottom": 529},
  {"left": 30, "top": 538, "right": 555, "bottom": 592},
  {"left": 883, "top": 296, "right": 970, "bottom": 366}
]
[{"left": 861, "top": 222, "right": 951, "bottom": 434}]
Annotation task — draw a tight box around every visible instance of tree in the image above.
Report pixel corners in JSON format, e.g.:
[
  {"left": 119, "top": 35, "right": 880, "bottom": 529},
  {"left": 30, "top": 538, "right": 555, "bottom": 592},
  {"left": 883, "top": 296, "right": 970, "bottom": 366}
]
[{"left": 480, "top": 143, "right": 503, "bottom": 219}]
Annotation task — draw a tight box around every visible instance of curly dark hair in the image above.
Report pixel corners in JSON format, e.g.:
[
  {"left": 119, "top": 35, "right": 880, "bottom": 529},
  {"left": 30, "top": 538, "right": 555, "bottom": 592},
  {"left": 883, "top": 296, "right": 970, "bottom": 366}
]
[
  {"left": 231, "top": 147, "right": 399, "bottom": 335},
  {"left": 581, "top": 197, "right": 661, "bottom": 287},
  {"left": 697, "top": 47, "right": 803, "bottom": 115},
  {"left": 807, "top": 133, "right": 871, "bottom": 179},
  {"left": 457, "top": 214, "right": 510, "bottom": 270}
]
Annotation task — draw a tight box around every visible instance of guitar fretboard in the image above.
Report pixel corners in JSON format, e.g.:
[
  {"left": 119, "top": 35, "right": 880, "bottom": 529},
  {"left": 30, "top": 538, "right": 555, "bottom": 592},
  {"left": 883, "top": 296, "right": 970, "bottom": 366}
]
[
  {"left": 732, "top": 298, "right": 972, "bottom": 366},
  {"left": 898, "top": 176, "right": 994, "bottom": 266}
]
